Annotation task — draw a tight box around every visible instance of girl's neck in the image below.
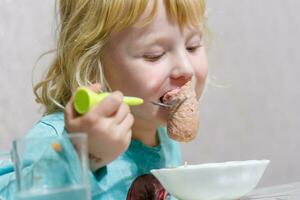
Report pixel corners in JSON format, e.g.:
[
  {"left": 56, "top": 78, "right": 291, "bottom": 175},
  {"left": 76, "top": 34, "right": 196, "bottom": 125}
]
[{"left": 131, "top": 118, "right": 159, "bottom": 147}]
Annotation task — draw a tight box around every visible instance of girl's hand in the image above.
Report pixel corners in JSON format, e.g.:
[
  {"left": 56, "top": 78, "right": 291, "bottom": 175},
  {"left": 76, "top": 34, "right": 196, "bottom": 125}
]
[{"left": 64, "top": 83, "right": 134, "bottom": 170}]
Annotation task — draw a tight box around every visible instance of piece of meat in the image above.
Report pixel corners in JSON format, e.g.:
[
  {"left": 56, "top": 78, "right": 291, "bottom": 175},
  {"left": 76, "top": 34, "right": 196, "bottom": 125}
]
[
  {"left": 163, "top": 81, "right": 199, "bottom": 142},
  {"left": 126, "top": 174, "right": 169, "bottom": 200}
]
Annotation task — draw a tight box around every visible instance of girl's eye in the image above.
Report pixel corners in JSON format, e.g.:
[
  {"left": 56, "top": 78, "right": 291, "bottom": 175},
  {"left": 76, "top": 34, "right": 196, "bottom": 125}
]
[
  {"left": 186, "top": 45, "right": 202, "bottom": 53},
  {"left": 143, "top": 53, "right": 165, "bottom": 62}
]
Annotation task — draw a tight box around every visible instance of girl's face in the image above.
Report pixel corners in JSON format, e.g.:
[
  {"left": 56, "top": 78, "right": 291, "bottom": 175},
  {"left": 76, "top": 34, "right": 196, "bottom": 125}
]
[{"left": 102, "top": 1, "right": 208, "bottom": 126}]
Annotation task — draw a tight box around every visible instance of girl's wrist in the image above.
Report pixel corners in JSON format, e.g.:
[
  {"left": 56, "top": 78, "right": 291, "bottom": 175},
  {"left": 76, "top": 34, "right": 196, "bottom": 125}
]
[{"left": 89, "top": 153, "right": 105, "bottom": 172}]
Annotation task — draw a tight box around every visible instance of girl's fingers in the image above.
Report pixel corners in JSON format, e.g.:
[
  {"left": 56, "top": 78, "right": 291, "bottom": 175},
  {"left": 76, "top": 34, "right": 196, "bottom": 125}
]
[
  {"left": 66, "top": 96, "right": 79, "bottom": 118},
  {"left": 116, "top": 113, "right": 134, "bottom": 135},
  {"left": 123, "top": 129, "right": 132, "bottom": 150},
  {"left": 114, "top": 103, "right": 130, "bottom": 124},
  {"left": 64, "top": 96, "right": 85, "bottom": 132},
  {"left": 91, "top": 91, "right": 123, "bottom": 117},
  {"left": 115, "top": 113, "right": 133, "bottom": 150}
]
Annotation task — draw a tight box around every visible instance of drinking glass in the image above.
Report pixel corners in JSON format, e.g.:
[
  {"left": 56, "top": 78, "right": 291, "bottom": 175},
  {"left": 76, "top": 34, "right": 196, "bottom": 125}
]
[{"left": 12, "top": 133, "right": 90, "bottom": 200}]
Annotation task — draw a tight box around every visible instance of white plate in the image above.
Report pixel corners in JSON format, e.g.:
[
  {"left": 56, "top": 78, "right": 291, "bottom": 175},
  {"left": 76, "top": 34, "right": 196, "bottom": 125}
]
[{"left": 151, "top": 160, "right": 270, "bottom": 200}]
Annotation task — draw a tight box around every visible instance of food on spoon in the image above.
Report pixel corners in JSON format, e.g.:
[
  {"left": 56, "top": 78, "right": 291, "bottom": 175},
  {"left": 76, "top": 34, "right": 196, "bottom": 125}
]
[{"left": 163, "top": 81, "right": 199, "bottom": 142}]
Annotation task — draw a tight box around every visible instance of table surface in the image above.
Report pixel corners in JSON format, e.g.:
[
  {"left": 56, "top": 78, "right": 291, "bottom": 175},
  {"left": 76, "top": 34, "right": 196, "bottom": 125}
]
[{"left": 241, "top": 182, "right": 300, "bottom": 200}]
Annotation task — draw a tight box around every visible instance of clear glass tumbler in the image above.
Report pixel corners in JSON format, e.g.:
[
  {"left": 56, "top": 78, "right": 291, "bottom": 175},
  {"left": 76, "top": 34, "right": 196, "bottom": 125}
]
[{"left": 12, "top": 133, "right": 90, "bottom": 200}]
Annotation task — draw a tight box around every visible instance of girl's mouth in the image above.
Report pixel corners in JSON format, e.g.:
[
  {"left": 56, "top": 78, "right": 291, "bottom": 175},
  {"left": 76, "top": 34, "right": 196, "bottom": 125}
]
[
  {"left": 159, "top": 96, "right": 164, "bottom": 103},
  {"left": 159, "top": 88, "right": 181, "bottom": 103},
  {"left": 150, "top": 88, "right": 184, "bottom": 109}
]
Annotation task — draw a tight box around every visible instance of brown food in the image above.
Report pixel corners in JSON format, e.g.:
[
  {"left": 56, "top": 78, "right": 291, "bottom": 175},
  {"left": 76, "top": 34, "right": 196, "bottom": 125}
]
[
  {"left": 126, "top": 174, "right": 169, "bottom": 200},
  {"left": 163, "top": 81, "right": 199, "bottom": 142}
]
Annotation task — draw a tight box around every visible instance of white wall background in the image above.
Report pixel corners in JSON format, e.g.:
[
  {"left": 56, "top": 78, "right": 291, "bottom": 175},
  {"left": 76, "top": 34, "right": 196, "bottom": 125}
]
[{"left": 0, "top": 0, "right": 299, "bottom": 187}]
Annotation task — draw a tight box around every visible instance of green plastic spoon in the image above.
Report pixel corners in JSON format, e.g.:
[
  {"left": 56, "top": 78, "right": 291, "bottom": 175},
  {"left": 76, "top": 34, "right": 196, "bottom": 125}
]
[{"left": 74, "top": 87, "right": 144, "bottom": 114}]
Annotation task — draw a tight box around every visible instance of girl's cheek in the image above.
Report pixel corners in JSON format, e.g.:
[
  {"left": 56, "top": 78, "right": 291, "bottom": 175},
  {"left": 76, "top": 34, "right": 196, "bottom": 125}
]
[
  {"left": 133, "top": 70, "right": 167, "bottom": 99},
  {"left": 147, "top": 74, "right": 167, "bottom": 96},
  {"left": 193, "top": 47, "right": 208, "bottom": 99},
  {"left": 194, "top": 63, "right": 208, "bottom": 99}
]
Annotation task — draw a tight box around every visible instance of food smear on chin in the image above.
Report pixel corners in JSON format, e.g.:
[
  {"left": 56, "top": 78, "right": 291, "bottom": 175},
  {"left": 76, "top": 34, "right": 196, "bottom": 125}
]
[{"left": 163, "top": 81, "right": 199, "bottom": 142}]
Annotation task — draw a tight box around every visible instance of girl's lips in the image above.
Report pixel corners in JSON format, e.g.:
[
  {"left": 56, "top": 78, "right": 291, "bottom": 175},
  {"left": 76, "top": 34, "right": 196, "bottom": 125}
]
[
  {"left": 160, "top": 87, "right": 181, "bottom": 103},
  {"left": 153, "top": 88, "right": 181, "bottom": 104}
]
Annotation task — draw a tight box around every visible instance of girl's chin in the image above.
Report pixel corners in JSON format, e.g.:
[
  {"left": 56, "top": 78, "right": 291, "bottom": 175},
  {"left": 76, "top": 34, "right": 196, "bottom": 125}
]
[
  {"left": 132, "top": 106, "right": 169, "bottom": 125},
  {"left": 151, "top": 108, "right": 169, "bottom": 126}
]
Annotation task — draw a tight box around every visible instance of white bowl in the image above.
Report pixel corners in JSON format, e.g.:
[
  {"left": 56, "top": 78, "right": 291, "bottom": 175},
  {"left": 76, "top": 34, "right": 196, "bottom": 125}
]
[{"left": 151, "top": 160, "right": 270, "bottom": 200}]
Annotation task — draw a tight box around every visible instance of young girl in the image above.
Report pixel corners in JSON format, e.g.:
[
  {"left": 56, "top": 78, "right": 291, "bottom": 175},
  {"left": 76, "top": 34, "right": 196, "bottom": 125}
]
[{"left": 0, "top": 0, "right": 208, "bottom": 199}]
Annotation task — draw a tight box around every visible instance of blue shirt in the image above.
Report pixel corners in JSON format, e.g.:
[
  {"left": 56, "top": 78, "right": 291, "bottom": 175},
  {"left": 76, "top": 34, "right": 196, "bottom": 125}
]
[{"left": 0, "top": 112, "right": 182, "bottom": 200}]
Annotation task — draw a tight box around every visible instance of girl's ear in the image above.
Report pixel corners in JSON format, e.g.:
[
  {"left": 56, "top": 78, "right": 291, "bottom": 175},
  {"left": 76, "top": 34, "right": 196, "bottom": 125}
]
[{"left": 89, "top": 83, "right": 102, "bottom": 93}]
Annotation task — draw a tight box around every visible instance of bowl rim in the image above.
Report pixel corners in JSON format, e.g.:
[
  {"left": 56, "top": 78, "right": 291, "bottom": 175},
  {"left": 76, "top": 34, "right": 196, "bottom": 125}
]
[{"left": 151, "top": 159, "right": 270, "bottom": 173}]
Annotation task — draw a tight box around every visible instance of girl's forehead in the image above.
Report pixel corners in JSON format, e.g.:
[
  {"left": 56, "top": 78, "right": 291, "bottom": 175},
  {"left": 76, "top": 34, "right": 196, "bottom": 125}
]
[
  {"left": 124, "top": 1, "right": 202, "bottom": 38},
  {"left": 132, "top": 0, "right": 205, "bottom": 32}
]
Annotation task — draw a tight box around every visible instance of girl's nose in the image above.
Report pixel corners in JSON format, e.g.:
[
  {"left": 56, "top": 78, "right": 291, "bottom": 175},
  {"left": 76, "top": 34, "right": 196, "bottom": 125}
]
[{"left": 169, "top": 51, "right": 194, "bottom": 85}]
